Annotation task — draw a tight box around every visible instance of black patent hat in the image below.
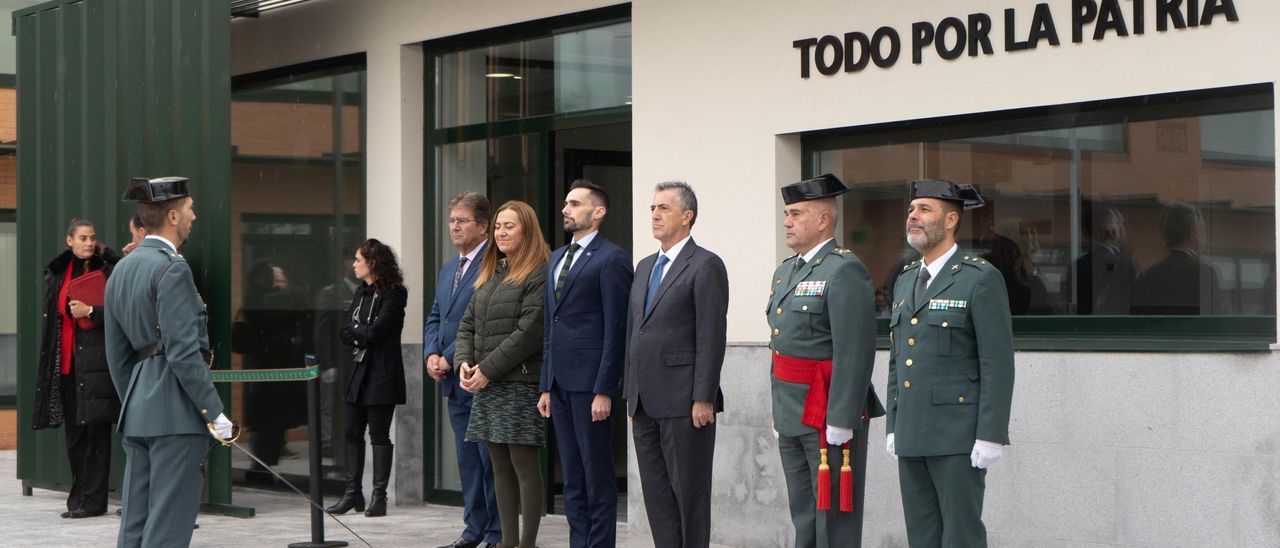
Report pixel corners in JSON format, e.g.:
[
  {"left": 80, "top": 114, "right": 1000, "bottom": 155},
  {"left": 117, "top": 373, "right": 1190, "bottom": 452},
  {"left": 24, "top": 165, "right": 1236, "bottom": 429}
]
[
  {"left": 781, "top": 173, "right": 849, "bottom": 206},
  {"left": 123, "top": 177, "right": 191, "bottom": 203},
  {"left": 910, "top": 179, "right": 985, "bottom": 210}
]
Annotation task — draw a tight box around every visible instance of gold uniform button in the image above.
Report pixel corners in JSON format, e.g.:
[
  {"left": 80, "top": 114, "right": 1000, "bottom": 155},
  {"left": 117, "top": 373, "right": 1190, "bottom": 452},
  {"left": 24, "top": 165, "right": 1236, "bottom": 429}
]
[
  {"left": 905, "top": 359, "right": 913, "bottom": 366},
  {"left": 201, "top": 408, "right": 208, "bottom": 414},
  {"left": 911, "top": 317, "right": 918, "bottom": 325},
  {"left": 908, "top": 338, "right": 916, "bottom": 346},
  {"left": 776, "top": 308, "right": 782, "bottom": 315},
  {"left": 773, "top": 328, "right": 780, "bottom": 335},
  {"left": 903, "top": 380, "right": 911, "bottom": 388},
  {"left": 942, "top": 321, "right": 949, "bottom": 328},
  {"left": 802, "top": 305, "right": 809, "bottom": 311},
  {"left": 958, "top": 396, "right": 966, "bottom": 403}
]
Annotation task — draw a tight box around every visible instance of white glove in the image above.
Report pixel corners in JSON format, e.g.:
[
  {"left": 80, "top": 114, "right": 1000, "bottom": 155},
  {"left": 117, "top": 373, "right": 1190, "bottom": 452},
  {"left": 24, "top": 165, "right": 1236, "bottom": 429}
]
[
  {"left": 886, "top": 433, "right": 896, "bottom": 458},
  {"left": 211, "top": 413, "right": 234, "bottom": 440},
  {"left": 772, "top": 429, "right": 779, "bottom": 440},
  {"left": 970, "top": 439, "right": 1004, "bottom": 469},
  {"left": 825, "top": 425, "right": 853, "bottom": 446}
]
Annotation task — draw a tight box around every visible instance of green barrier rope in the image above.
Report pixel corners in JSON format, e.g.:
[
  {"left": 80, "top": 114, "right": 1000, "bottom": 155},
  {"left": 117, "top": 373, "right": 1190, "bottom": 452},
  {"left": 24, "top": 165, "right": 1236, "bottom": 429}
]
[{"left": 209, "top": 364, "right": 319, "bottom": 383}]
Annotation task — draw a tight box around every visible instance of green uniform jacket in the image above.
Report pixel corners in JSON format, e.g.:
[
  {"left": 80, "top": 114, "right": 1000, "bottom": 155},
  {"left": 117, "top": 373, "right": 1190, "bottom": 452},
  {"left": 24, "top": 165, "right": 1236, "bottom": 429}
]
[
  {"left": 767, "top": 240, "right": 884, "bottom": 437},
  {"left": 104, "top": 238, "right": 223, "bottom": 436},
  {"left": 886, "top": 251, "right": 1014, "bottom": 457}
]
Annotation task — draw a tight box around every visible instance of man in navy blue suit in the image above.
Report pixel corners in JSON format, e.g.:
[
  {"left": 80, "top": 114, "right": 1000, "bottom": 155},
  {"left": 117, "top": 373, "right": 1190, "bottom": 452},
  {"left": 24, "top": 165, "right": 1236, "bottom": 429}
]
[
  {"left": 426, "top": 193, "right": 500, "bottom": 548},
  {"left": 537, "top": 180, "right": 633, "bottom": 548}
]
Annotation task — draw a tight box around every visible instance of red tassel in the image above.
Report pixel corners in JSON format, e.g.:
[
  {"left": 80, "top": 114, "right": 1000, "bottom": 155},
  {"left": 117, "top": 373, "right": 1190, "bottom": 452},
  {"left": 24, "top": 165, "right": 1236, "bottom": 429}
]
[
  {"left": 839, "top": 445, "right": 854, "bottom": 512},
  {"left": 816, "top": 446, "right": 831, "bottom": 511}
]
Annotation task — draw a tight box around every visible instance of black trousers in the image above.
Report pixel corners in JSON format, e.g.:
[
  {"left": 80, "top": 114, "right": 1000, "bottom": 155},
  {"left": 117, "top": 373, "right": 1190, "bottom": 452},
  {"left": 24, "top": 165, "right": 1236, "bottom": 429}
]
[
  {"left": 60, "top": 375, "right": 112, "bottom": 514},
  {"left": 631, "top": 403, "right": 716, "bottom": 548},
  {"left": 345, "top": 403, "right": 395, "bottom": 446}
]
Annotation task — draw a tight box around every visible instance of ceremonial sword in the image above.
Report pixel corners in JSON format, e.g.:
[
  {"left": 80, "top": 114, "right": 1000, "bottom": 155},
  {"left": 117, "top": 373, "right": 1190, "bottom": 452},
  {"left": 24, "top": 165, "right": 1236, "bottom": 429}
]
[{"left": 208, "top": 423, "right": 375, "bottom": 548}]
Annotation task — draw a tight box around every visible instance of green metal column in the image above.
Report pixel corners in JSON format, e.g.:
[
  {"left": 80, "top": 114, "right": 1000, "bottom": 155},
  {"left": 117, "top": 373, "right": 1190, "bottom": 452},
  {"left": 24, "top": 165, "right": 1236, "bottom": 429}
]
[{"left": 14, "top": 0, "right": 233, "bottom": 506}]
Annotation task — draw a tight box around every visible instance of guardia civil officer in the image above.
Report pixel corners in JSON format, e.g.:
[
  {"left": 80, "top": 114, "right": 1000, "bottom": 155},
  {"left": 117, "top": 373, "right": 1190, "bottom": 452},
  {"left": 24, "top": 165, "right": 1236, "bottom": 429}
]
[
  {"left": 886, "top": 179, "right": 1015, "bottom": 547},
  {"left": 104, "top": 177, "right": 233, "bottom": 547},
  {"left": 767, "top": 174, "right": 884, "bottom": 548}
]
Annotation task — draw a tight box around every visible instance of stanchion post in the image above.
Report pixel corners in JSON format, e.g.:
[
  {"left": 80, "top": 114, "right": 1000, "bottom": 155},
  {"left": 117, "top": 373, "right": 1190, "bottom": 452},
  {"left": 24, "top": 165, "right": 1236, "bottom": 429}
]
[{"left": 289, "top": 355, "right": 347, "bottom": 548}]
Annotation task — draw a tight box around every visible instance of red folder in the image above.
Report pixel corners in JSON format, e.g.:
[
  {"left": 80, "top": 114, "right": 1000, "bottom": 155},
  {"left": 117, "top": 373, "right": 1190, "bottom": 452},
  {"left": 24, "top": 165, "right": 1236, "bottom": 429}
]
[{"left": 68, "top": 270, "right": 105, "bottom": 331}]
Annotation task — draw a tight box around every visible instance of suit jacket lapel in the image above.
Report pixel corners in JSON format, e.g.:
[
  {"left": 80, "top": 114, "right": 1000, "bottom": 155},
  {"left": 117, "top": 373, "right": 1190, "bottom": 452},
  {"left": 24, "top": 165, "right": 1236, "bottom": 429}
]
[
  {"left": 912, "top": 253, "right": 963, "bottom": 314},
  {"left": 554, "top": 236, "right": 602, "bottom": 311},
  {"left": 641, "top": 241, "right": 696, "bottom": 325}
]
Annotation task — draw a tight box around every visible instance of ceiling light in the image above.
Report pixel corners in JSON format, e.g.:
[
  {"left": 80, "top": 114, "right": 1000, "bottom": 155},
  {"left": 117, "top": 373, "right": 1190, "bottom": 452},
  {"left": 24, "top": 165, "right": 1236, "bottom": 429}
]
[{"left": 485, "top": 73, "right": 515, "bottom": 78}]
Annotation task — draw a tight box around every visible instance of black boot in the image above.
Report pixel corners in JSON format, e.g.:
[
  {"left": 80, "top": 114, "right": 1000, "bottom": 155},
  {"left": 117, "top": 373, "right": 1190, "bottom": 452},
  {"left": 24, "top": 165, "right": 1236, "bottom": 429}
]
[
  {"left": 364, "top": 444, "right": 392, "bottom": 517},
  {"left": 325, "top": 442, "right": 365, "bottom": 514}
]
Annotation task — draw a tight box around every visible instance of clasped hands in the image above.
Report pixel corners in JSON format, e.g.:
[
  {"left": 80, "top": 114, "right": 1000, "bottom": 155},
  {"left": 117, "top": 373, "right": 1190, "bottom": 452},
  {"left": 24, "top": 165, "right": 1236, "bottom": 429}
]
[
  {"left": 457, "top": 362, "right": 489, "bottom": 393},
  {"left": 884, "top": 433, "right": 1004, "bottom": 469},
  {"left": 425, "top": 354, "right": 452, "bottom": 381}
]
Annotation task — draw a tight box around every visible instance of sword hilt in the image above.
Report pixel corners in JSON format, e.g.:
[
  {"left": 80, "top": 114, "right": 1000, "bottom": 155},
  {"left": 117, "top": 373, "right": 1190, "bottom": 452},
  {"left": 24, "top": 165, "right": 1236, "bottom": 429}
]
[{"left": 206, "top": 421, "right": 242, "bottom": 447}]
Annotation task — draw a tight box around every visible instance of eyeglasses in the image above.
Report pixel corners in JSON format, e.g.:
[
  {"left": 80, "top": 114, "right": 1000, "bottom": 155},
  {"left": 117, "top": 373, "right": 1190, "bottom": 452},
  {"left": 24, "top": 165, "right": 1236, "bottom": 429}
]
[{"left": 448, "top": 217, "right": 474, "bottom": 226}]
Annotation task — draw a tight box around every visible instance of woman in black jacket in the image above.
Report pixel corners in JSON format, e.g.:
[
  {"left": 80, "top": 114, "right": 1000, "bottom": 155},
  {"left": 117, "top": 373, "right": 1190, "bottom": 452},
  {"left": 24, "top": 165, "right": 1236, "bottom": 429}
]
[
  {"left": 327, "top": 238, "right": 407, "bottom": 518},
  {"left": 456, "top": 200, "right": 550, "bottom": 548},
  {"left": 34, "top": 218, "right": 121, "bottom": 519}
]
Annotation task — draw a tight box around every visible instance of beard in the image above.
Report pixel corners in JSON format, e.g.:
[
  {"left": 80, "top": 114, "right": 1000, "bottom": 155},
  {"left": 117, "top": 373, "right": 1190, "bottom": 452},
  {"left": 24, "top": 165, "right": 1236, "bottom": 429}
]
[
  {"left": 906, "top": 217, "right": 945, "bottom": 253},
  {"left": 563, "top": 215, "right": 590, "bottom": 234}
]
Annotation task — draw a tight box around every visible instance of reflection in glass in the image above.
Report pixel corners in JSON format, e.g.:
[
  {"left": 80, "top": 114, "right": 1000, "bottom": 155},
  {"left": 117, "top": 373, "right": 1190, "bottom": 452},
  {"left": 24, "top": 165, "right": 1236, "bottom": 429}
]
[
  {"left": 817, "top": 95, "right": 1275, "bottom": 320},
  {"left": 230, "top": 65, "right": 366, "bottom": 488},
  {"left": 435, "top": 21, "right": 631, "bottom": 128}
]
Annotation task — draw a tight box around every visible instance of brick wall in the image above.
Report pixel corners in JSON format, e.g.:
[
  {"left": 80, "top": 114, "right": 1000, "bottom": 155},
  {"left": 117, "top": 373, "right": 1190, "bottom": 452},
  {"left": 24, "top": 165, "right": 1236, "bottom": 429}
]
[{"left": 0, "top": 408, "right": 16, "bottom": 450}]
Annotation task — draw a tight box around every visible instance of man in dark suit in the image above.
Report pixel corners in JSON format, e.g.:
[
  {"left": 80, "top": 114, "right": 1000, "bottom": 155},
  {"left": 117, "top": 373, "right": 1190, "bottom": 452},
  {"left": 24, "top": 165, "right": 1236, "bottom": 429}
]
[
  {"left": 624, "top": 181, "right": 728, "bottom": 548},
  {"left": 1131, "top": 201, "right": 1229, "bottom": 315},
  {"left": 104, "top": 177, "right": 232, "bottom": 547},
  {"left": 425, "top": 193, "right": 500, "bottom": 548},
  {"left": 537, "top": 180, "right": 633, "bottom": 548}
]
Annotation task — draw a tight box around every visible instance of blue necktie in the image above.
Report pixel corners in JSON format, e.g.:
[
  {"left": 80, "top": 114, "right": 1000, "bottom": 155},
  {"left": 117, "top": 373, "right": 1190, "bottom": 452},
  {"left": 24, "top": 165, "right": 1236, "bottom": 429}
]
[{"left": 645, "top": 254, "right": 669, "bottom": 312}]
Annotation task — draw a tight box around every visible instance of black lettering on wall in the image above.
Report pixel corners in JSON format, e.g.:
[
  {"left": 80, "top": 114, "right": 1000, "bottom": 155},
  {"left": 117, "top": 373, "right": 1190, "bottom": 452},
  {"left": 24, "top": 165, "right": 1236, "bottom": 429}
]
[
  {"left": 872, "top": 27, "right": 901, "bottom": 68},
  {"left": 1201, "top": 0, "right": 1240, "bottom": 25},
  {"left": 1030, "top": 3, "right": 1062, "bottom": 47},
  {"left": 968, "top": 12, "right": 995, "bottom": 56},
  {"left": 1132, "top": 0, "right": 1146, "bottom": 34},
  {"left": 844, "top": 32, "right": 871, "bottom": 72},
  {"left": 1073, "top": 0, "right": 1098, "bottom": 43},
  {"left": 816, "top": 35, "right": 843, "bottom": 75},
  {"left": 794, "top": 38, "right": 818, "bottom": 78},
  {"left": 1094, "top": 0, "right": 1130, "bottom": 40},
  {"left": 1188, "top": 0, "right": 1200, "bottom": 27},
  {"left": 936, "top": 17, "right": 968, "bottom": 60},
  {"left": 1158, "top": 0, "right": 1187, "bottom": 31},
  {"left": 1005, "top": 8, "right": 1030, "bottom": 51},
  {"left": 912, "top": 21, "right": 935, "bottom": 64}
]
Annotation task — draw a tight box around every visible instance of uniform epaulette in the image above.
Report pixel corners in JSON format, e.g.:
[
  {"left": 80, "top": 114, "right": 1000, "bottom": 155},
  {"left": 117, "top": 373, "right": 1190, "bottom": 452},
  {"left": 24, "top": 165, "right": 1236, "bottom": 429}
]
[
  {"left": 830, "top": 247, "right": 854, "bottom": 257},
  {"left": 959, "top": 255, "right": 992, "bottom": 270},
  {"left": 902, "top": 259, "right": 921, "bottom": 272}
]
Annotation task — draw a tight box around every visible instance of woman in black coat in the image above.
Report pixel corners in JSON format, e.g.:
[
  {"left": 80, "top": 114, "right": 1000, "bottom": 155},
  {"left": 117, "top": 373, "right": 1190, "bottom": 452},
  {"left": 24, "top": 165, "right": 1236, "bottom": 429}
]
[
  {"left": 327, "top": 238, "right": 407, "bottom": 518},
  {"left": 33, "top": 218, "right": 121, "bottom": 519}
]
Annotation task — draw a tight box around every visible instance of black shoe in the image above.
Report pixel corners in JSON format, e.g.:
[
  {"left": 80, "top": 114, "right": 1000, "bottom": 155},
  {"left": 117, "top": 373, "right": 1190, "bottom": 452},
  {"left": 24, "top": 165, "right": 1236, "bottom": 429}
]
[
  {"left": 68, "top": 509, "right": 104, "bottom": 519},
  {"left": 437, "top": 537, "right": 481, "bottom": 548},
  {"left": 60, "top": 511, "right": 73, "bottom": 518}
]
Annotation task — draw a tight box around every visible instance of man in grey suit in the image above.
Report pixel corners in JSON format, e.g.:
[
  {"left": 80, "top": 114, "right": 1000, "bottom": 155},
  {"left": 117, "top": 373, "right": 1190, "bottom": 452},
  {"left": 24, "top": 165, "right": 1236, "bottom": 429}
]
[
  {"left": 624, "top": 181, "right": 729, "bottom": 548},
  {"left": 104, "top": 177, "right": 232, "bottom": 548}
]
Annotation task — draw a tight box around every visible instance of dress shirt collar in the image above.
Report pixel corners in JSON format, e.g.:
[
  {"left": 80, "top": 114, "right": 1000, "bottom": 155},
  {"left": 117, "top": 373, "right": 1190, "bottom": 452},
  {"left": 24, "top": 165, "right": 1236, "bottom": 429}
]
[
  {"left": 659, "top": 234, "right": 692, "bottom": 264},
  {"left": 922, "top": 243, "right": 959, "bottom": 284},
  {"left": 570, "top": 230, "right": 598, "bottom": 249},
  {"left": 799, "top": 238, "right": 835, "bottom": 264},
  {"left": 144, "top": 234, "right": 178, "bottom": 253}
]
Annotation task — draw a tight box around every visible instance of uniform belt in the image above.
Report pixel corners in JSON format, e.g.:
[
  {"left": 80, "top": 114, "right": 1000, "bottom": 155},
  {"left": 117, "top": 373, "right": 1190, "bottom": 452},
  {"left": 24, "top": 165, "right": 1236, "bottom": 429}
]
[
  {"left": 136, "top": 341, "right": 165, "bottom": 361},
  {"left": 771, "top": 353, "right": 832, "bottom": 433}
]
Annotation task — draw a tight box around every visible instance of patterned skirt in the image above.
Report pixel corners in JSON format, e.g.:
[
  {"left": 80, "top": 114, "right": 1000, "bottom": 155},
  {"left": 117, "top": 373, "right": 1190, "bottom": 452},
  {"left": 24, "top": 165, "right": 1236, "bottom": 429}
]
[{"left": 465, "top": 381, "right": 545, "bottom": 446}]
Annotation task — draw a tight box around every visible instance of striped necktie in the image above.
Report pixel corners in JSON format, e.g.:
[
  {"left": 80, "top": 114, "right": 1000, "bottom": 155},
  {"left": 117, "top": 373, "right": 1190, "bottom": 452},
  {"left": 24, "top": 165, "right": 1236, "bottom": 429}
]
[
  {"left": 555, "top": 243, "right": 581, "bottom": 300},
  {"left": 451, "top": 257, "right": 468, "bottom": 296}
]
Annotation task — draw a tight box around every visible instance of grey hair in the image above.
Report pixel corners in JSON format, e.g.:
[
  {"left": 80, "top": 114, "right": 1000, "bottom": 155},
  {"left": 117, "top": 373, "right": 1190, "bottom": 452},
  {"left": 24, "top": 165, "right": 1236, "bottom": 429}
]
[{"left": 654, "top": 181, "right": 699, "bottom": 227}]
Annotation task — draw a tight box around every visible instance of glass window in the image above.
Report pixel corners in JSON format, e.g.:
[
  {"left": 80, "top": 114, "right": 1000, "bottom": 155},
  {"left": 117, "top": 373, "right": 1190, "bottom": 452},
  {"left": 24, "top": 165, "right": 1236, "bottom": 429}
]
[
  {"left": 807, "top": 86, "right": 1275, "bottom": 345},
  {"left": 0, "top": 216, "right": 15, "bottom": 401},
  {"left": 435, "top": 21, "right": 631, "bottom": 128},
  {"left": 229, "top": 60, "right": 365, "bottom": 486}
]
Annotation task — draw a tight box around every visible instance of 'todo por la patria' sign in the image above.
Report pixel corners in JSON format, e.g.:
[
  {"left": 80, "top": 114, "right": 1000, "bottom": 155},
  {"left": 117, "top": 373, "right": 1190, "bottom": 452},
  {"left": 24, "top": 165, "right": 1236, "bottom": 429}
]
[{"left": 793, "top": 0, "right": 1240, "bottom": 78}]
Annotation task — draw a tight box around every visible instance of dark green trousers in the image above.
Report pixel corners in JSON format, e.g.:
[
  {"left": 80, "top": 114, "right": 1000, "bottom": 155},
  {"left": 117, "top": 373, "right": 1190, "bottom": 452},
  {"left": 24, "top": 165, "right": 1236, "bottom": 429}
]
[
  {"left": 897, "top": 454, "right": 987, "bottom": 548},
  {"left": 118, "top": 434, "right": 209, "bottom": 548},
  {"left": 777, "top": 418, "right": 870, "bottom": 548}
]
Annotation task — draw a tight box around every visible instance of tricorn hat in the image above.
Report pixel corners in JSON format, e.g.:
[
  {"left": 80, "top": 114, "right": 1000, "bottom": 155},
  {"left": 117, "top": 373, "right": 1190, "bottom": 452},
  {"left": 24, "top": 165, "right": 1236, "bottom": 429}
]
[
  {"left": 781, "top": 173, "right": 849, "bottom": 206},
  {"left": 910, "top": 179, "right": 985, "bottom": 210},
  {"left": 123, "top": 177, "right": 190, "bottom": 203}
]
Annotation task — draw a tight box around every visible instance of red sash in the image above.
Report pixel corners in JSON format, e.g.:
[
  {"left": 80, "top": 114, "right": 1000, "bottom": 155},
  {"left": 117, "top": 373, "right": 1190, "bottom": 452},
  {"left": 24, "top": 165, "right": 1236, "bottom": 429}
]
[{"left": 771, "top": 353, "right": 833, "bottom": 434}]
